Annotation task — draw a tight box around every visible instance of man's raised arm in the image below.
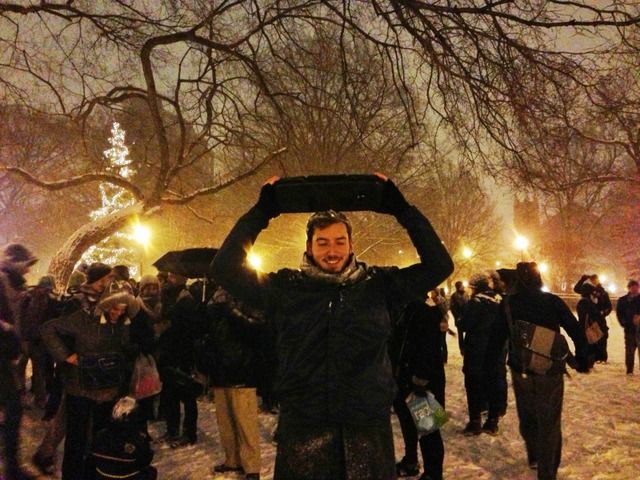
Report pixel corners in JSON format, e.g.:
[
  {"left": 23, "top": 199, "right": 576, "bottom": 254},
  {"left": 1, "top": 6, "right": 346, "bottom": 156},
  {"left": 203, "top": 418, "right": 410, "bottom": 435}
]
[{"left": 210, "top": 179, "right": 280, "bottom": 310}]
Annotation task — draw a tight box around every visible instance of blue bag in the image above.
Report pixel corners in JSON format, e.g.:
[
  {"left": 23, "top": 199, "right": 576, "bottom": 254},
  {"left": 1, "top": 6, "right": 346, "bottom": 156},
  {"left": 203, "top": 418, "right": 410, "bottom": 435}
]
[{"left": 407, "top": 391, "right": 448, "bottom": 436}]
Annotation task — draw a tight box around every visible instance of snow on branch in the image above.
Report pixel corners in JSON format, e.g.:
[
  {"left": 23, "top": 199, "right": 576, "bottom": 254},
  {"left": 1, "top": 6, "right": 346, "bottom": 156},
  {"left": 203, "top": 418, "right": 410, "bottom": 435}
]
[
  {"left": 160, "top": 147, "right": 287, "bottom": 205},
  {"left": 0, "top": 165, "right": 144, "bottom": 200}
]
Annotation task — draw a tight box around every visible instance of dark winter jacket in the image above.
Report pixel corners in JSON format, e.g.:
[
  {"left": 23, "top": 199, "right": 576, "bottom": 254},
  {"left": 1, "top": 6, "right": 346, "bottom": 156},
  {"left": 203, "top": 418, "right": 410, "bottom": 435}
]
[
  {"left": 459, "top": 290, "right": 501, "bottom": 375},
  {"left": 616, "top": 294, "right": 640, "bottom": 334},
  {"left": 0, "top": 264, "right": 28, "bottom": 324},
  {"left": 389, "top": 300, "right": 446, "bottom": 407},
  {"left": 450, "top": 290, "right": 469, "bottom": 322},
  {"left": 577, "top": 297, "right": 607, "bottom": 333},
  {"left": 494, "top": 290, "right": 589, "bottom": 376},
  {"left": 156, "top": 285, "right": 200, "bottom": 374},
  {"left": 130, "top": 304, "right": 157, "bottom": 357},
  {"left": 16, "top": 286, "right": 60, "bottom": 341},
  {"left": 41, "top": 309, "right": 133, "bottom": 401},
  {"left": 205, "top": 288, "right": 266, "bottom": 388},
  {"left": 211, "top": 204, "right": 453, "bottom": 428}
]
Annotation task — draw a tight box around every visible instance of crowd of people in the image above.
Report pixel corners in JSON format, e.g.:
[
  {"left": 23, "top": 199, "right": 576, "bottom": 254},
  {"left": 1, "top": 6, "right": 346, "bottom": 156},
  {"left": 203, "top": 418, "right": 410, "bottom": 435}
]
[{"left": 1, "top": 176, "right": 639, "bottom": 480}]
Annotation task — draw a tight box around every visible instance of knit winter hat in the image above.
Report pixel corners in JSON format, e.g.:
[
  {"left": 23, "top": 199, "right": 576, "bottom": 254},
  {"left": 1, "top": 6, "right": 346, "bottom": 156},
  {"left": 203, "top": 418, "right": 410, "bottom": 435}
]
[
  {"left": 139, "top": 274, "right": 159, "bottom": 292},
  {"left": 2, "top": 243, "right": 38, "bottom": 267},
  {"left": 85, "top": 262, "right": 113, "bottom": 285},
  {"left": 68, "top": 270, "right": 87, "bottom": 289},
  {"left": 38, "top": 275, "right": 56, "bottom": 290}
]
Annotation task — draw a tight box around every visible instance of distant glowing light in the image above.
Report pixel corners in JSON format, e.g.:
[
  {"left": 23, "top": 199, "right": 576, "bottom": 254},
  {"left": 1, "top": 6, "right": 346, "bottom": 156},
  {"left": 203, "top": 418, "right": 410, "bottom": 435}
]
[
  {"left": 132, "top": 224, "right": 151, "bottom": 246},
  {"left": 462, "top": 247, "right": 473, "bottom": 259},
  {"left": 541, "top": 286, "right": 550, "bottom": 292},
  {"left": 514, "top": 235, "right": 529, "bottom": 251},
  {"left": 600, "top": 274, "right": 608, "bottom": 283},
  {"left": 608, "top": 284, "right": 617, "bottom": 294},
  {"left": 247, "top": 252, "right": 263, "bottom": 270},
  {"left": 496, "top": 261, "right": 501, "bottom": 267},
  {"left": 398, "top": 249, "right": 404, "bottom": 255},
  {"left": 444, "top": 287, "right": 450, "bottom": 295},
  {"left": 539, "top": 262, "right": 549, "bottom": 274},
  {"left": 462, "top": 280, "right": 469, "bottom": 288}
]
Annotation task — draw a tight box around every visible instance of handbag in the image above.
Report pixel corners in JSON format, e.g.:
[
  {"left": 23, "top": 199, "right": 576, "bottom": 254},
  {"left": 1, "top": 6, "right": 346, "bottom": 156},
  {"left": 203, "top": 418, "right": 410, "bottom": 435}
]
[
  {"left": 78, "top": 352, "right": 124, "bottom": 390},
  {"left": 504, "top": 297, "right": 569, "bottom": 376},
  {"left": 585, "top": 314, "right": 604, "bottom": 345},
  {"left": 407, "top": 392, "right": 448, "bottom": 437},
  {"left": 130, "top": 354, "right": 163, "bottom": 399}
]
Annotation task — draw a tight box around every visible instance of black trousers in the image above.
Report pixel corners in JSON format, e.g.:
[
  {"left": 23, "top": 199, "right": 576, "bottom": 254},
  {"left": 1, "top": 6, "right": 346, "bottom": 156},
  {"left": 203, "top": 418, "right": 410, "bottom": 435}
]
[
  {"left": 63, "top": 394, "right": 114, "bottom": 480},
  {"left": 393, "top": 389, "right": 444, "bottom": 480},
  {"left": 163, "top": 381, "right": 198, "bottom": 440},
  {"left": 624, "top": 329, "right": 639, "bottom": 373},
  {"left": 511, "top": 370, "right": 564, "bottom": 480},
  {"left": 0, "top": 366, "right": 23, "bottom": 479}
]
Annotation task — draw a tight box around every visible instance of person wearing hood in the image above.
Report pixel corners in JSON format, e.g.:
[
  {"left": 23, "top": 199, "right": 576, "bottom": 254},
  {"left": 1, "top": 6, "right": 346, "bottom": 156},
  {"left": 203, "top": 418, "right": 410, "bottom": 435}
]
[
  {"left": 458, "top": 272, "right": 504, "bottom": 436},
  {"left": 210, "top": 175, "right": 453, "bottom": 480},
  {"left": 494, "top": 263, "right": 590, "bottom": 480},
  {"left": 0, "top": 243, "right": 39, "bottom": 480},
  {"left": 130, "top": 274, "right": 162, "bottom": 425},
  {"left": 41, "top": 291, "right": 138, "bottom": 480}
]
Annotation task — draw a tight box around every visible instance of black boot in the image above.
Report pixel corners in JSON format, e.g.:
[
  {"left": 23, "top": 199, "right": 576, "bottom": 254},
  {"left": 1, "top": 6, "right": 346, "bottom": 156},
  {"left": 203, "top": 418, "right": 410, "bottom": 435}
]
[
  {"left": 396, "top": 457, "right": 420, "bottom": 477},
  {"left": 462, "top": 419, "right": 482, "bottom": 436},
  {"left": 482, "top": 417, "right": 500, "bottom": 436}
]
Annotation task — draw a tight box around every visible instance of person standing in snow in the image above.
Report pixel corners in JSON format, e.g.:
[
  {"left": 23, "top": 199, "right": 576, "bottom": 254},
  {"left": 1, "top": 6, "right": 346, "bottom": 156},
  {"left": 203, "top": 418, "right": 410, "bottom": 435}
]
[
  {"left": 495, "top": 262, "right": 590, "bottom": 480},
  {"left": 615, "top": 280, "right": 640, "bottom": 374},
  {"left": 210, "top": 175, "right": 453, "bottom": 480},
  {"left": 449, "top": 281, "right": 469, "bottom": 356}
]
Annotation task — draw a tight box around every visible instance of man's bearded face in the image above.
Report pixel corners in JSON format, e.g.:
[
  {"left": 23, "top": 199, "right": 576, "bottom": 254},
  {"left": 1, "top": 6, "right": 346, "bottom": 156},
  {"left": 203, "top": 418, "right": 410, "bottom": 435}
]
[{"left": 306, "top": 222, "right": 353, "bottom": 274}]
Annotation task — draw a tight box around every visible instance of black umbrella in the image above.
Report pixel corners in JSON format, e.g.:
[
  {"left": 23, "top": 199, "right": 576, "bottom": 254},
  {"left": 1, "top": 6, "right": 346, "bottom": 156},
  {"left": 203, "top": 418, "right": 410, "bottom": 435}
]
[{"left": 153, "top": 247, "right": 218, "bottom": 279}]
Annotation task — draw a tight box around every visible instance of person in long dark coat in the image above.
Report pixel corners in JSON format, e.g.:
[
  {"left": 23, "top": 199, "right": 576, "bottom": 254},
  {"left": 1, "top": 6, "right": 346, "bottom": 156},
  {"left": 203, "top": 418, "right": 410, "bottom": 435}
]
[
  {"left": 390, "top": 299, "right": 446, "bottom": 480},
  {"left": 211, "top": 176, "right": 453, "bottom": 480},
  {"left": 616, "top": 280, "right": 640, "bottom": 374}
]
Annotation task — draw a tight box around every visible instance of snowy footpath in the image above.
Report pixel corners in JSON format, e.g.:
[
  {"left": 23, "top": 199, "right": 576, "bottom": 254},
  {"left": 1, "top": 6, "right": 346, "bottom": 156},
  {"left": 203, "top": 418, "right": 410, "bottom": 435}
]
[{"left": 9, "top": 322, "right": 640, "bottom": 480}]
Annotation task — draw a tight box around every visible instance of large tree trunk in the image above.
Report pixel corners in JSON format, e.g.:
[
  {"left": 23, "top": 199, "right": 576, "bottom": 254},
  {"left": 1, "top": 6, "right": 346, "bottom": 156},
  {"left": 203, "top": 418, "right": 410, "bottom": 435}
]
[{"left": 48, "top": 202, "right": 147, "bottom": 289}]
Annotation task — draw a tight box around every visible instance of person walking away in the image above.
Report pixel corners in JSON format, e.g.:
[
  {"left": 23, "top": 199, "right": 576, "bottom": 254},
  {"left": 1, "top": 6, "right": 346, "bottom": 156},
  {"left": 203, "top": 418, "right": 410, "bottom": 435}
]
[
  {"left": 156, "top": 271, "right": 201, "bottom": 448},
  {"left": 390, "top": 299, "right": 446, "bottom": 480},
  {"left": 41, "top": 291, "right": 138, "bottom": 480},
  {"left": 494, "top": 262, "right": 590, "bottom": 480},
  {"left": 207, "top": 286, "right": 265, "bottom": 480},
  {"left": 32, "top": 263, "right": 113, "bottom": 475},
  {"left": 615, "top": 280, "right": 640, "bottom": 374},
  {"left": 211, "top": 175, "right": 453, "bottom": 480},
  {"left": 574, "top": 274, "right": 611, "bottom": 362},
  {"left": 0, "top": 243, "right": 39, "bottom": 480},
  {"left": 450, "top": 281, "right": 469, "bottom": 357},
  {"left": 16, "top": 275, "right": 59, "bottom": 409},
  {"left": 458, "top": 273, "right": 503, "bottom": 435}
]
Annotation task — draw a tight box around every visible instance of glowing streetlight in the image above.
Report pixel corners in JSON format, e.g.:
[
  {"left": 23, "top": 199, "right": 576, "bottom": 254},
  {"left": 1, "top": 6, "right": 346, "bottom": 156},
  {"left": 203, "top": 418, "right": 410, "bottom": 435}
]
[
  {"left": 462, "top": 280, "right": 469, "bottom": 288},
  {"left": 247, "top": 252, "right": 263, "bottom": 271},
  {"left": 608, "top": 284, "right": 617, "bottom": 294},
  {"left": 462, "top": 247, "right": 473, "bottom": 259},
  {"left": 132, "top": 224, "right": 151, "bottom": 246},
  {"left": 599, "top": 274, "right": 608, "bottom": 283},
  {"left": 539, "top": 262, "right": 549, "bottom": 274},
  {"left": 514, "top": 235, "right": 529, "bottom": 261},
  {"left": 495, "top": 261, "right": 501, "bottom": 267}
]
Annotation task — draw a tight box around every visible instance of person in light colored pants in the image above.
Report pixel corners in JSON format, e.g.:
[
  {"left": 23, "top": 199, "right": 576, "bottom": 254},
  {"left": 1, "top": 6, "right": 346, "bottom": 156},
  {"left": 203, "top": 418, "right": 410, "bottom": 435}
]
[{"left": 213, "top": 387, "right": 261, "bottom": 476}]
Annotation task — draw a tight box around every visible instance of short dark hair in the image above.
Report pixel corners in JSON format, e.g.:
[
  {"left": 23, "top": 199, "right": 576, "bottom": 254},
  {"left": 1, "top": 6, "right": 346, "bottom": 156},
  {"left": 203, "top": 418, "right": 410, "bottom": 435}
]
[
  {"left": 306, "top": 210, "right": 352, "bottom": 243},
  {"left": 455, "top": 281, "right": 464, "bottom": 289},
  {"left": 628, "top": 279, "right": 639, "bottom": 288}
]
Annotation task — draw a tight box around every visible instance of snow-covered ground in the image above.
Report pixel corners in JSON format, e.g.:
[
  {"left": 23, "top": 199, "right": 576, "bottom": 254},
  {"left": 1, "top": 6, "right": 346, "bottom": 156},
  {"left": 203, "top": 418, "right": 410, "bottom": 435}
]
[{"left": 7, "top": 321, "right": 640, "bottom": 479}]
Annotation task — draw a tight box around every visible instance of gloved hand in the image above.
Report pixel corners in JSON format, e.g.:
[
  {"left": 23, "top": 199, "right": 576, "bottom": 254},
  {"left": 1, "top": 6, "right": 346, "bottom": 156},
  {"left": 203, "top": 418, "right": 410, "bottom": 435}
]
[
  {"left": 255, "top": 183, "right": 280, "bottom": 219},
  {"left": 376, "top": 179, "right": 410, "bottom": 216}
]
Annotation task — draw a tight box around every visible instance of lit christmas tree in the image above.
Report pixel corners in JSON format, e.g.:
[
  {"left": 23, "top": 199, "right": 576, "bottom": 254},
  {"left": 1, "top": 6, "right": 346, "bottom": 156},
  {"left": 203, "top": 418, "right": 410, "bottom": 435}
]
[{"left": 80, "top": 122, "right": 141, "bottom": 275}]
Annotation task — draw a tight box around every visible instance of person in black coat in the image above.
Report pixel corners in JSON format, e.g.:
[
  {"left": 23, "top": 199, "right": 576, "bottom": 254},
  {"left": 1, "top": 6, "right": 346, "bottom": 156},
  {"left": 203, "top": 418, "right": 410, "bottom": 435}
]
[
  {"left": 156, "top": 272, "right": 201, "bottom": 448},
  {"left": 390, "top": 299, "right": 445, "bottom": 480},
  {"left": 616, "top": 280, "right": 640, "bottom": 374},
  {"left": 210, "top": 176, "right": 453, "bottom": 480},
  {"left": 574, "top": 274, "right": 611, "bottom": 362},
  {"left": 458, "top": 273, "right": 504, "bottom": 436},
  {"left": 494, "top": 263, "right": 590, "bottom": 480},
  {"left": 576, "top": 283, "right": 605, "bottom": 368}
]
